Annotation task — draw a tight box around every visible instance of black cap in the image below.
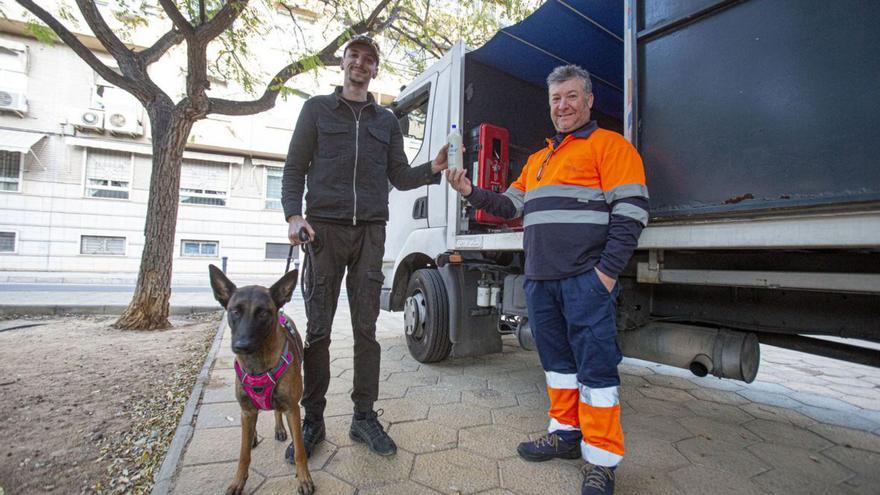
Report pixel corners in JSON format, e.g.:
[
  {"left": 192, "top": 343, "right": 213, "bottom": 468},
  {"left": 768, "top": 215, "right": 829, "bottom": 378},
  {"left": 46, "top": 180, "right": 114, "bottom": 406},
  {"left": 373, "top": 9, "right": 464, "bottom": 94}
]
[{"left": 343, "top": 35, "right": 380, "bottom": 62}]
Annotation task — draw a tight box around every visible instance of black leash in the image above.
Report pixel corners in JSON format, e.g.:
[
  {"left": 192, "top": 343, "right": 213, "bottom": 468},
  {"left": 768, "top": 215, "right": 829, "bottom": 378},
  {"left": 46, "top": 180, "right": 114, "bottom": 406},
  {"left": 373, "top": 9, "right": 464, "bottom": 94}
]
[{"left": 285, "top": 228, "right": 316, "bottom": 305}]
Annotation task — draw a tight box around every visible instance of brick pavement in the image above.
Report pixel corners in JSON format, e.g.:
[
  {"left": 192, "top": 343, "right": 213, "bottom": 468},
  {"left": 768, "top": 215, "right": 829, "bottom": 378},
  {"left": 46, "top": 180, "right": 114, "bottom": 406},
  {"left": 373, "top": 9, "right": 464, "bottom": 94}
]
[{"left": 169, "top": 300, "right": 880, "bottom": 495}]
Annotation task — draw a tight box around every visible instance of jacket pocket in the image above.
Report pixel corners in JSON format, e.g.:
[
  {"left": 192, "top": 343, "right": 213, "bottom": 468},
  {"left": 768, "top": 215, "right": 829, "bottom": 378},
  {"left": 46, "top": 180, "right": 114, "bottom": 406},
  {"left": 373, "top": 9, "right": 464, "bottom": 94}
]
[
  {"left": 316, "top": 122, "right": 350, "bottom": 159},
  {"left": 365, "top": 124, "right": 390, "bottom": 160}
]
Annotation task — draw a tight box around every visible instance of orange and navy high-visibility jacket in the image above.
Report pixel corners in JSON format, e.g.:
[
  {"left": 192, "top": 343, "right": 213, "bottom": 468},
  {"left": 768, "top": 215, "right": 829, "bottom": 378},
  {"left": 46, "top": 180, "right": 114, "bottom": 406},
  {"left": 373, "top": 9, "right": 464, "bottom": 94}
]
[{"left": 466, "top": 121, "right": 648, "bottom": 280}]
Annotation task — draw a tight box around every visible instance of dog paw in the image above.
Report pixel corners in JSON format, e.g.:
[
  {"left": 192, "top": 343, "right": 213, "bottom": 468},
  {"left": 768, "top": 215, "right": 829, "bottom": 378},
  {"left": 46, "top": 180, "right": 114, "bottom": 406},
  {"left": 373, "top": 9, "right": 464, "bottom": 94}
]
[
  {"left": 275, "top": 428, "right": 288, "bottom": 442},
  {"left": 297, "top": 477, "right": 315, "bottom": 495},
  {"left": 225, "top": 481, "right": 246, "bottom": 495}
]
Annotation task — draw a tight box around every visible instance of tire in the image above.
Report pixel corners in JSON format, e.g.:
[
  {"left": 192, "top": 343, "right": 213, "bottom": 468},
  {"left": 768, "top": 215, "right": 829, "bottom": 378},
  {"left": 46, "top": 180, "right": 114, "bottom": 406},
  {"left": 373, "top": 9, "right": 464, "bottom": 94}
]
[{"left": 403, "top": 268, "right": 451, "bottom": 363}]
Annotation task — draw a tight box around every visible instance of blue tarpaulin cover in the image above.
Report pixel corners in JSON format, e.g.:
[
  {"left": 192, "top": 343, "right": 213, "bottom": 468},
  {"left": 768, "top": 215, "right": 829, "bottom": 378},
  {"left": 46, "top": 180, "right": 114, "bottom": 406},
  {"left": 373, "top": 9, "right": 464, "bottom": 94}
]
[{"left": 468, "top": 0, "right": 623, "bottom": 118}]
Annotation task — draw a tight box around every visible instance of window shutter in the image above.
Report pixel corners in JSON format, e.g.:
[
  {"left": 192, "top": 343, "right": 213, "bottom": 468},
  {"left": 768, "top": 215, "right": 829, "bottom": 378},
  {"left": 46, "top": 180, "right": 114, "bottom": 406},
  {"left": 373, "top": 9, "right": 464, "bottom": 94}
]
[
  {"left": 181, "top": 159, "right": 229, "bottom": 192},
  {"left": 86, "top": 149, "right": 130, "bottom": 182}
]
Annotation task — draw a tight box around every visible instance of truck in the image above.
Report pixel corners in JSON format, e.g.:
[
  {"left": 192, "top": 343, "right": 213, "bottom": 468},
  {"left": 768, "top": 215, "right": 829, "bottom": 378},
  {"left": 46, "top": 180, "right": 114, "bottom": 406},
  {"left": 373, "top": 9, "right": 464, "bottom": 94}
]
[{"left": 380, "top": 0, "right": 880, "bottom": 382}]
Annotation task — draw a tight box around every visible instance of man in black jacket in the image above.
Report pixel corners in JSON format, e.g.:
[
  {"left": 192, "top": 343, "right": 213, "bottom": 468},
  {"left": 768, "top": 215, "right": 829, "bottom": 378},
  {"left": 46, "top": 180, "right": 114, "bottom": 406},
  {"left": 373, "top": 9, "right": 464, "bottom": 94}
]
[{"left": 281, "top": 35, "right": 448, "bottom": 459}]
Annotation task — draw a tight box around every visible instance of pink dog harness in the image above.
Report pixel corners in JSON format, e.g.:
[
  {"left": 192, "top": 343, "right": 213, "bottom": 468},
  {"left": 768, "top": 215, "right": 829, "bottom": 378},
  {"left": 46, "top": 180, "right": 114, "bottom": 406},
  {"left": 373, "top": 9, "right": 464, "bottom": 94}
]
[{"left": 234, "top": 310, "right": 302, "bottom": 411}]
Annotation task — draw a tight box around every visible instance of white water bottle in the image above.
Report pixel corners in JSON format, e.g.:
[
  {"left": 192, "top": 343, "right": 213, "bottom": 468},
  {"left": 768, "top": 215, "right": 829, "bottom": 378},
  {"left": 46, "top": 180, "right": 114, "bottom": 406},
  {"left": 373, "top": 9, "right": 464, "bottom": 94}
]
[{"left": 447, "top": 124, "right": 463, "bottom": 169}]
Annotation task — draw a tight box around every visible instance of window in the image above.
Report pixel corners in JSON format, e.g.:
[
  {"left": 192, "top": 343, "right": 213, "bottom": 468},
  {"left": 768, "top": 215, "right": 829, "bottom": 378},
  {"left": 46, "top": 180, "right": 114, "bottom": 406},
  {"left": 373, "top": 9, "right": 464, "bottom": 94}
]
[
  {"left": 180, "top": 159, "right": 229, "bottom": 206},
  {"left": 85, "top": 149, "right": 131, "bottom": 199},
  {"left": 265, "top": 166, "right": 282, "bottom": 209},
  {"left": 394, "top": 89, "right": 430, "bottom": 164},
  {"left": 265, "top": 242, "right": 296, "bottom": 260},
  {"left": 81, "top": 235, "right": 125, "bottom": 255},
  {"left": 0, "top": 151, "right": 22, "bottom": 192},
  {"left": 0, "top": 231, "right": 16, "bottom": 253},
  {"left": 181, "top": 240, "right": 218, "bottom": 257},
  {"left": 0, "top": 40, "right": 27, "bottom": 73}
]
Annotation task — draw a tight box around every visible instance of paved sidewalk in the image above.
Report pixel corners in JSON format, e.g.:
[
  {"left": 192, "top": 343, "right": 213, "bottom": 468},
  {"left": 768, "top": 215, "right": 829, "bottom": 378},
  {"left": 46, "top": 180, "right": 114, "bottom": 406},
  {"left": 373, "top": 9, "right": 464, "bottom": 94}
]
[{"left": 168, "top": 299, "right": 880, "bottom": 495}]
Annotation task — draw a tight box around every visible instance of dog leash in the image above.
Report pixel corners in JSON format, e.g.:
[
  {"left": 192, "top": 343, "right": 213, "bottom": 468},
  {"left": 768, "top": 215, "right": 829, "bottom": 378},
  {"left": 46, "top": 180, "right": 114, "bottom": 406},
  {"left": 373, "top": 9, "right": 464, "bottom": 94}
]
[{"left": 286, "top": 228, "right": 316, "bottom": 305}]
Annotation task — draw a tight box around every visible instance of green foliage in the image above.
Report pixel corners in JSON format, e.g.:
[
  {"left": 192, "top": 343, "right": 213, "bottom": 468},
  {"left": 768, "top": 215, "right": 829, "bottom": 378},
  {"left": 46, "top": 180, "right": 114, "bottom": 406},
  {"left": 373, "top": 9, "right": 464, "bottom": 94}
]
[
  {"left": 110, "top": 0, "right": 152, "bottom": 39},
  {"left": 210, "top": 1, "right": 270, "bottom": 93},
  {"left": 24, "top": 19, "right": 59, "bottom": 44},
  {"left": 199, "top": 0, "right": 541, "bottom": 95},
  {"left": 376, "top": 0, "right": 540, "bottom": 78},
  {"left": 15, "top": 0, "right": 538, "bottom": 105}
]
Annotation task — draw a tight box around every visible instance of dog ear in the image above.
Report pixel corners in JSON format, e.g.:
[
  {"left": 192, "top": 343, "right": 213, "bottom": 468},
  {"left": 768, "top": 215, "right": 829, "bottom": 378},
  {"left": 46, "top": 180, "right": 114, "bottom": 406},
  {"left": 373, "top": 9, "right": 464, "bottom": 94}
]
[
  {"left": 208, "top": 264, "right": 237, "bottom": 308},
  {"left": 270, "top": 269, "right": 299, "bottom": 309}
]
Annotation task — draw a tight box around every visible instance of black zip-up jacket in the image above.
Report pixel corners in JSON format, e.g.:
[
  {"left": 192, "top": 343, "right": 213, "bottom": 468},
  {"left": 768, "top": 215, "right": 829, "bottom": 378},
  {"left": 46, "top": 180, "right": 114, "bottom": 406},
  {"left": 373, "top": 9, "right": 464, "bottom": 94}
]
[{"left": 281, "top": 88, "right": 440, "bottom": 225}]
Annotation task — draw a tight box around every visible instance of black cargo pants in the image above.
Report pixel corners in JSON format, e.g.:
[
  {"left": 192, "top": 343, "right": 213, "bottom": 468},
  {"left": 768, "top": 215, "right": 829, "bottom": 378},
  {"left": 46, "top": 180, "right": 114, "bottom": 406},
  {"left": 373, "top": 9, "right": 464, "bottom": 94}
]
[{"left": 301, "top": 219, "right": 385, "bottom": 422}]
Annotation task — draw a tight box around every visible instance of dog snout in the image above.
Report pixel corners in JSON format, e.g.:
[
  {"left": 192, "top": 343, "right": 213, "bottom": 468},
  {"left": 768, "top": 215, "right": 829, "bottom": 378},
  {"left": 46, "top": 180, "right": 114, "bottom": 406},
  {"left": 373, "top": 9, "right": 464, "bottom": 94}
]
[{"left": 232, "top": 339, "right": 257, "bottom": 354}]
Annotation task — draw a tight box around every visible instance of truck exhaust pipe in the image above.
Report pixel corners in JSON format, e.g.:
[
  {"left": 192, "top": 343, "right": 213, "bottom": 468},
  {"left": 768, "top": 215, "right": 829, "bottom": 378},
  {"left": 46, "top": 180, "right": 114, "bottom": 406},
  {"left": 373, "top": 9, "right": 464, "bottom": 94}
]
[{"left": 618, "top": 323, "right": 760, "bottom": 383}]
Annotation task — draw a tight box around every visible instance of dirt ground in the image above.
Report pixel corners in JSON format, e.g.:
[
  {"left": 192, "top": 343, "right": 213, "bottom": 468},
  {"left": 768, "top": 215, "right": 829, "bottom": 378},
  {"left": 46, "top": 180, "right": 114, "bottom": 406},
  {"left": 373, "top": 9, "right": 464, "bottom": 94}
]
[{"left": 0, "top": 312, "right": 221, "bottom": 495}]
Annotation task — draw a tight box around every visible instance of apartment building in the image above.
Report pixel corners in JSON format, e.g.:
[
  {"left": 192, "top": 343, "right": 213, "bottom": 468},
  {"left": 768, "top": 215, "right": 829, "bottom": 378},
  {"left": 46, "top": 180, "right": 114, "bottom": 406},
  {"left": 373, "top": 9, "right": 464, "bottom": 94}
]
[{"left": 0, "top": 8, "right": 405, "bottom": 286}]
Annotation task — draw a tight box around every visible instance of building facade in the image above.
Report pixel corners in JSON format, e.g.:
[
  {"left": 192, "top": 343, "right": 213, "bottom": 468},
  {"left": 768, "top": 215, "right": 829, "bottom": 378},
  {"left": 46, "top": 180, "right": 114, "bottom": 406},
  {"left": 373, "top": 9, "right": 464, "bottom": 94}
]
[{"left": 0, "top": 6, "right": 404, "bottom": 286}]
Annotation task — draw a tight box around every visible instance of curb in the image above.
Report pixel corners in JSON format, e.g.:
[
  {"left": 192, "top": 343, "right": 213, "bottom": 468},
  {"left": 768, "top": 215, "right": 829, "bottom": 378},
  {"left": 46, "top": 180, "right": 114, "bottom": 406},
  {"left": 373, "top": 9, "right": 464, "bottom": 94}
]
[
  {"left": 151, "top": 314, "right": 227, "bottom": 495},
  {"left": 0, "top": 305, "right": 219, "bottom": 316}
]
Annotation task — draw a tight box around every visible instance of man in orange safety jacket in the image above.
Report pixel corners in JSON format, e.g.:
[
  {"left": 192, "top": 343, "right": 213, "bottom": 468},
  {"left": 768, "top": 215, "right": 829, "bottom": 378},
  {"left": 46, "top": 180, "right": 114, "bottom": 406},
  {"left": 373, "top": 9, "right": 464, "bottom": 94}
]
[{"left": 446, "top": 64, "right": 649, "bottom": 495}]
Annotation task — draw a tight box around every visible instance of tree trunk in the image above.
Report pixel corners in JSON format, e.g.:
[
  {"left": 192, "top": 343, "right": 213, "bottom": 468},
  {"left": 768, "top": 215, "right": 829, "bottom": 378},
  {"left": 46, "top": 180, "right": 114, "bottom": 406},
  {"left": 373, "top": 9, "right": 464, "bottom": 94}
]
[{"left": 115, "top": 103, "right": 194, "bottom": 330}]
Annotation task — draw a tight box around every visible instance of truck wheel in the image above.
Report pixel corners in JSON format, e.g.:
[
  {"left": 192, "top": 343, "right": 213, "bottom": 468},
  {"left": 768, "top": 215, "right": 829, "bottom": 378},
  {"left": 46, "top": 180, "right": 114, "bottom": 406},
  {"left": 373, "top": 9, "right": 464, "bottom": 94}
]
[{"left": 403, "top": 268, "right": 451, "bottom": 363}]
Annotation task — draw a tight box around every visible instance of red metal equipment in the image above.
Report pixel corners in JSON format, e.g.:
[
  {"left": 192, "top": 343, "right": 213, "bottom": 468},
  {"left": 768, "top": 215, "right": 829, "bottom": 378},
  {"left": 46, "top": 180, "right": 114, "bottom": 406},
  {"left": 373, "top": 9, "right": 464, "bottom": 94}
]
[{"left": 469, "top": 123, "right": 522, "bottom": 228}]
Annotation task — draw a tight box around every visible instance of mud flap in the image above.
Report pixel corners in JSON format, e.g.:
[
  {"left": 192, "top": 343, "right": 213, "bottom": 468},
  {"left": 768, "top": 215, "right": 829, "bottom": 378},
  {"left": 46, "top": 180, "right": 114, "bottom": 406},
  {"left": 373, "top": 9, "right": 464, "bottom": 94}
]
[{"left": 439, "top": 264, "right": 502, "bottom": 358}]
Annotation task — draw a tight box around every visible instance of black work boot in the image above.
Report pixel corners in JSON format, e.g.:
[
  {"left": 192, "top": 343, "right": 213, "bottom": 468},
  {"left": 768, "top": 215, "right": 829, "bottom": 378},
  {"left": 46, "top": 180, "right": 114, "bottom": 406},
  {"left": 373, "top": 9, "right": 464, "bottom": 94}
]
[
  {"left": 349, "top": 410, "right": 397, "bottom": 456},
  {"left": 285, "top": 418, "right": 325, "bottom": 463},
  {"left": 581, "top": 463, "right": 616, "bottom": 495},
  {"left": 517, "top": 431, "right": 582, "bottom": 462}
]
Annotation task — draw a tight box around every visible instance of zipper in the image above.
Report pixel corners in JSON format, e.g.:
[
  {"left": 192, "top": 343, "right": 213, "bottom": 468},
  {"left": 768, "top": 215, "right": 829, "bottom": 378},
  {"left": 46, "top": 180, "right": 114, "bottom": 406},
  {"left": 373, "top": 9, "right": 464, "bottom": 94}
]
[
  {"left": 339, "top": 99, "right": 367, "bottom": 225},
  {"left": 536, "top": 135, "right": 573, "bottom": 181}
]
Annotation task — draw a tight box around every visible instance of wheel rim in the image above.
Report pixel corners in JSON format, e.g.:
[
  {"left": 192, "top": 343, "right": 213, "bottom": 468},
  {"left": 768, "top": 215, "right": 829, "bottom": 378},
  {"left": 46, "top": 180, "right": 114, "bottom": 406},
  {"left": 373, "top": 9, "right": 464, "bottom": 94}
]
[{"left": 404, "top": 291, "right": 427, "bottom": 340}]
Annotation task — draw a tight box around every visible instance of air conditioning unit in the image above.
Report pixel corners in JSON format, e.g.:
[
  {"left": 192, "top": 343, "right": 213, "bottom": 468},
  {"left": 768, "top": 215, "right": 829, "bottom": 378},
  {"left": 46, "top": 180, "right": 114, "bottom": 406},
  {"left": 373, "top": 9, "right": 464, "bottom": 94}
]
[
  {"left": 70, "top": 109, "right": 105, "bottom": 132},
  {"left": 104, "top": 108, "right": 144, "bottom": 137},
  {"left": 0, "top": 90, "right": 28, "bottom": 115}
]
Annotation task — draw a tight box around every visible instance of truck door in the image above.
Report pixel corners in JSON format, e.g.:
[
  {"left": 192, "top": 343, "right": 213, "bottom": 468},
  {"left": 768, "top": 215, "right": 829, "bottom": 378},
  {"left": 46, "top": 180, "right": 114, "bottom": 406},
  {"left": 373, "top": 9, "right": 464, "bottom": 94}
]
[
  {"left": 386, "top": 73, "right": 436, "bottom": 251},
  {"left": 385, "top": 42, "right": 466, "bottom": 277},
  {"left": 428, "top": 41, "right": 466, "bottom": 229}
]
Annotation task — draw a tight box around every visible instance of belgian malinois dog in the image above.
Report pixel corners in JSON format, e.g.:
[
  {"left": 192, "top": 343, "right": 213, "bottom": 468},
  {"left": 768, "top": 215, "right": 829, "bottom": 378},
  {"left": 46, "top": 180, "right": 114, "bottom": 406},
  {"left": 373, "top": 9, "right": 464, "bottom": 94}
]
[{"left": 209, "top": 265, "right": 315, "bottom": 495}]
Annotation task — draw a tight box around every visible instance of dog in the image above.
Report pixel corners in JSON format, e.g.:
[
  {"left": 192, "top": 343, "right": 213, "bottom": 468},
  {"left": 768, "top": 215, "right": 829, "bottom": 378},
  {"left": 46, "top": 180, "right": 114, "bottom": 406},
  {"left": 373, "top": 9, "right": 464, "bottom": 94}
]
[{"left": 209, "top": 265, "right": 315, "bottom": 495}]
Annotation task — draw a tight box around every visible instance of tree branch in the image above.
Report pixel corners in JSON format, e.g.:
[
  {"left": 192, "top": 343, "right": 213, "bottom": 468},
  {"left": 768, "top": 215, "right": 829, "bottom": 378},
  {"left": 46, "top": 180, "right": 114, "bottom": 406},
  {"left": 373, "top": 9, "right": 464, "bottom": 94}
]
[
  {"left": 157, "top": 0, "right": 195, "bottom": 37},
  {"left": 389, "top": 24, "right": 442, "bottom": 59},
  {"left": 73, "top": 0, "right": 132, "bottom": 62},
  {"left": 208, "top": 49, "right": 337, "bottom": 116},
  {"left": 138, "top": 27, "right": 184, "bottom": 65},
  {"left": 356, "top": 0, "right": 393, "bottom": 33},
  {"left": 198, "top": 0, "right": 249, "bottom": 41},
  {"left": 278, "top": 3, "right": 309, "bottom": 50},
  {"left": 15, "top": 0, "right": 133, "bottom": 90},
  {"left": 208, "top": 0, "right": 393, "bottom": 117}
]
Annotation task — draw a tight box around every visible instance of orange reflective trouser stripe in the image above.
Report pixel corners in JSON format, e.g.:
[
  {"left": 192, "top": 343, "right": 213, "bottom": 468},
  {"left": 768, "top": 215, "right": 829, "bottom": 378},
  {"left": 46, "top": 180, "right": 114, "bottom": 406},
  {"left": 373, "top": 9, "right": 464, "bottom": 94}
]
[
  {"left": 578, "top": 385, "right": 624, "bottom": 466},
  {"left": 546, "top": 386, "right": 579, "bottom": 429}
]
